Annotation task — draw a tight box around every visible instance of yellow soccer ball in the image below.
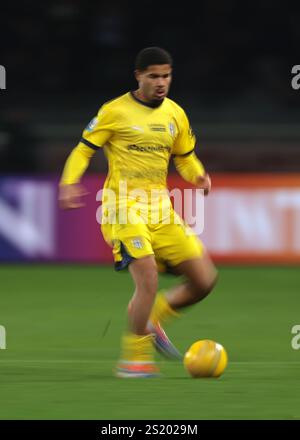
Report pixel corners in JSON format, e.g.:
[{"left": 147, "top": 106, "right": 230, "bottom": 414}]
[{"left": 184, "top": 339, "right": 228, "bottom": 378}]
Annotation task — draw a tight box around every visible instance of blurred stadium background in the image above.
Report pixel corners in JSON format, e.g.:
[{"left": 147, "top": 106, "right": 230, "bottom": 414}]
[{"left": 1, "top": 0, "right": 300, "bottom": 420}]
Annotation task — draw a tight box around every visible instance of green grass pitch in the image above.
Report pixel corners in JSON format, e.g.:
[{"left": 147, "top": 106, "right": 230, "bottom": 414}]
[{"left": 0, "top": 265, "right": 300, "bottom": 420}]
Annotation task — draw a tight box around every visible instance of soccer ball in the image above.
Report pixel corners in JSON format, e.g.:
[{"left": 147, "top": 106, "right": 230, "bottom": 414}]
[{"left": 184, "top": 339, "right": 228, "bottom": 378}]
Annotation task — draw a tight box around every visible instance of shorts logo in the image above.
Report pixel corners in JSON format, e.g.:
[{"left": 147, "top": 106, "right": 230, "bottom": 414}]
[
  {"left": 132, "top": 238, "right": 143, "bottom": 249},
  {"left": 85, "top": 117, "right": 98, "bottom": 132}
]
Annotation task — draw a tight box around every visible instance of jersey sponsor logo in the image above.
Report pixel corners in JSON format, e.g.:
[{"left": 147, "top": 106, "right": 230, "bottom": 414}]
[
  {"left": 168, "top": 122, "right": 175, "bottom": 137},
  {"left": 127, "top": 144, "right": 171, "bottom": 153},
  {"left": 148, "top": 124, "right": 166, "bottom": 132},
  {"left": 85, "top": 117, "right": 98, "bottom": 132}
]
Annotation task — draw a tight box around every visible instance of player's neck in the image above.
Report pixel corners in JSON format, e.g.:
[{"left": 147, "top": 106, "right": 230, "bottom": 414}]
[{"left": 135, "top": 89, "right": 149, "bottom": 102}]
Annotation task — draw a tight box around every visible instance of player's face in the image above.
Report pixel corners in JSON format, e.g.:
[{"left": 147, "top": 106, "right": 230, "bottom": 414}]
[{"left": 135, "top": 64, "right": 172, "bottom": 102}]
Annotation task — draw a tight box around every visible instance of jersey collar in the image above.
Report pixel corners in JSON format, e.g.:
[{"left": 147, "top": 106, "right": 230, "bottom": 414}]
[{"left": 129, "top": 91, "right": 164, "bottom": 108}]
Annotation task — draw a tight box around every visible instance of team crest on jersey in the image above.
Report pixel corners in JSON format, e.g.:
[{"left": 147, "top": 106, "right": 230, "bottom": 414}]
[
  {"left": 85, "top": 116, "right": 98, "bottom": 132},
  {"left": 168, "top": 122, "right": 175, "bottom": 137}
]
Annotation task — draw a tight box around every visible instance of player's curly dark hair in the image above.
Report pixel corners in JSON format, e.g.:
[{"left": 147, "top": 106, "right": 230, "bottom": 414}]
[{"left": 135, "top": 47, "right": 173, "bottom": 71}]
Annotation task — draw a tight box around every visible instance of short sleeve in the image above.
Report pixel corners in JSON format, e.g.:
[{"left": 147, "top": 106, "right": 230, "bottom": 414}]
[
  {"left": 81, "top": 105, "right": 116, "bottom": 150},
  {"left": 172, "top": 109, "right": 196, "bottom": 156}
]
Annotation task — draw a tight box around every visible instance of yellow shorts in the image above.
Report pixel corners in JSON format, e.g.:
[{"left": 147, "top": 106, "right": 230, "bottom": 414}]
[{"left": 101, "top": 210, "right": 204, "bottom": 272}]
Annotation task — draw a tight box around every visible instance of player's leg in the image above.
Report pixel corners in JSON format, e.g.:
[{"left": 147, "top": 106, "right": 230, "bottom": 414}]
[
  {"left": 150, "top": 252, "right": 217, "bottom": 325},
  {"left": 127, "top": 255, "right": 158, "bottom": 335},
  {"left": 147, "top": 253, "right": 217, "bottom": 359},
  {"left": 117, "top": 256, "right": 161, "bottom": 378},
  {"left": 166, "top": 251, "right": 217, "bottom": 310},
  {"left": 148, "top": 218, "right": 217, "bottom": 359},
  {"left": 102, "top": 221, "right": 161, "bottom": 377}
]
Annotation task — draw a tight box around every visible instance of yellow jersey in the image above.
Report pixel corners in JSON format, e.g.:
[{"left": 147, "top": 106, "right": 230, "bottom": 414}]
[{"left": 81, "top": 91, "right": 196, "bottom": 197}]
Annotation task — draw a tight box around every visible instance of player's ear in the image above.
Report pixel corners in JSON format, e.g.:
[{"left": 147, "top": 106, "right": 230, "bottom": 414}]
[{"left": 134, "top": 69, "right": 142, "bottom": 82}]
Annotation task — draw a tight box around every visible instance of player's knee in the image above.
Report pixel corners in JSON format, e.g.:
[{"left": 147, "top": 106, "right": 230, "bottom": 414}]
[
  {"left": 204, "top": 271, "right": 218, "bottom": 297},
  {"left": 192, "top": 270, "right": 218, "bottom": 302}
]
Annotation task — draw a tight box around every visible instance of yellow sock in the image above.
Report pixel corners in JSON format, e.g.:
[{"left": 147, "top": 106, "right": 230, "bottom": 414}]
[
  {"left": 119, "top": 332, "right": 155, "bottom": 363},
  {"left": 150, "top": 291, "right": 180, "bottom": 325}
]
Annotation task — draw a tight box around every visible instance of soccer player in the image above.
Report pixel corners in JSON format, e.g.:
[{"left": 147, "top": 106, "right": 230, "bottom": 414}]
[{"left": 59, "top": 47, "right": 217, "bottom": 378}]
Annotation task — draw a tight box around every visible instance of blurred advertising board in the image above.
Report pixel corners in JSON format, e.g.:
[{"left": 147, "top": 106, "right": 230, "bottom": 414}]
[
  {"left": 0, "top": 176, "right": 111, "bottom": 263},
  {"left": 1, "top": 174, "right": 300, "bottom": 264}
]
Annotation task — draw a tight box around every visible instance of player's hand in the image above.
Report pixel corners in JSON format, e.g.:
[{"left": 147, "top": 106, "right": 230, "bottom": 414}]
[
  {"left": 196, "top": 173, "right": 211, "bottom": 196},
  {"left": 58, "top": 184, "right": 89, "bottom": 209}
]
